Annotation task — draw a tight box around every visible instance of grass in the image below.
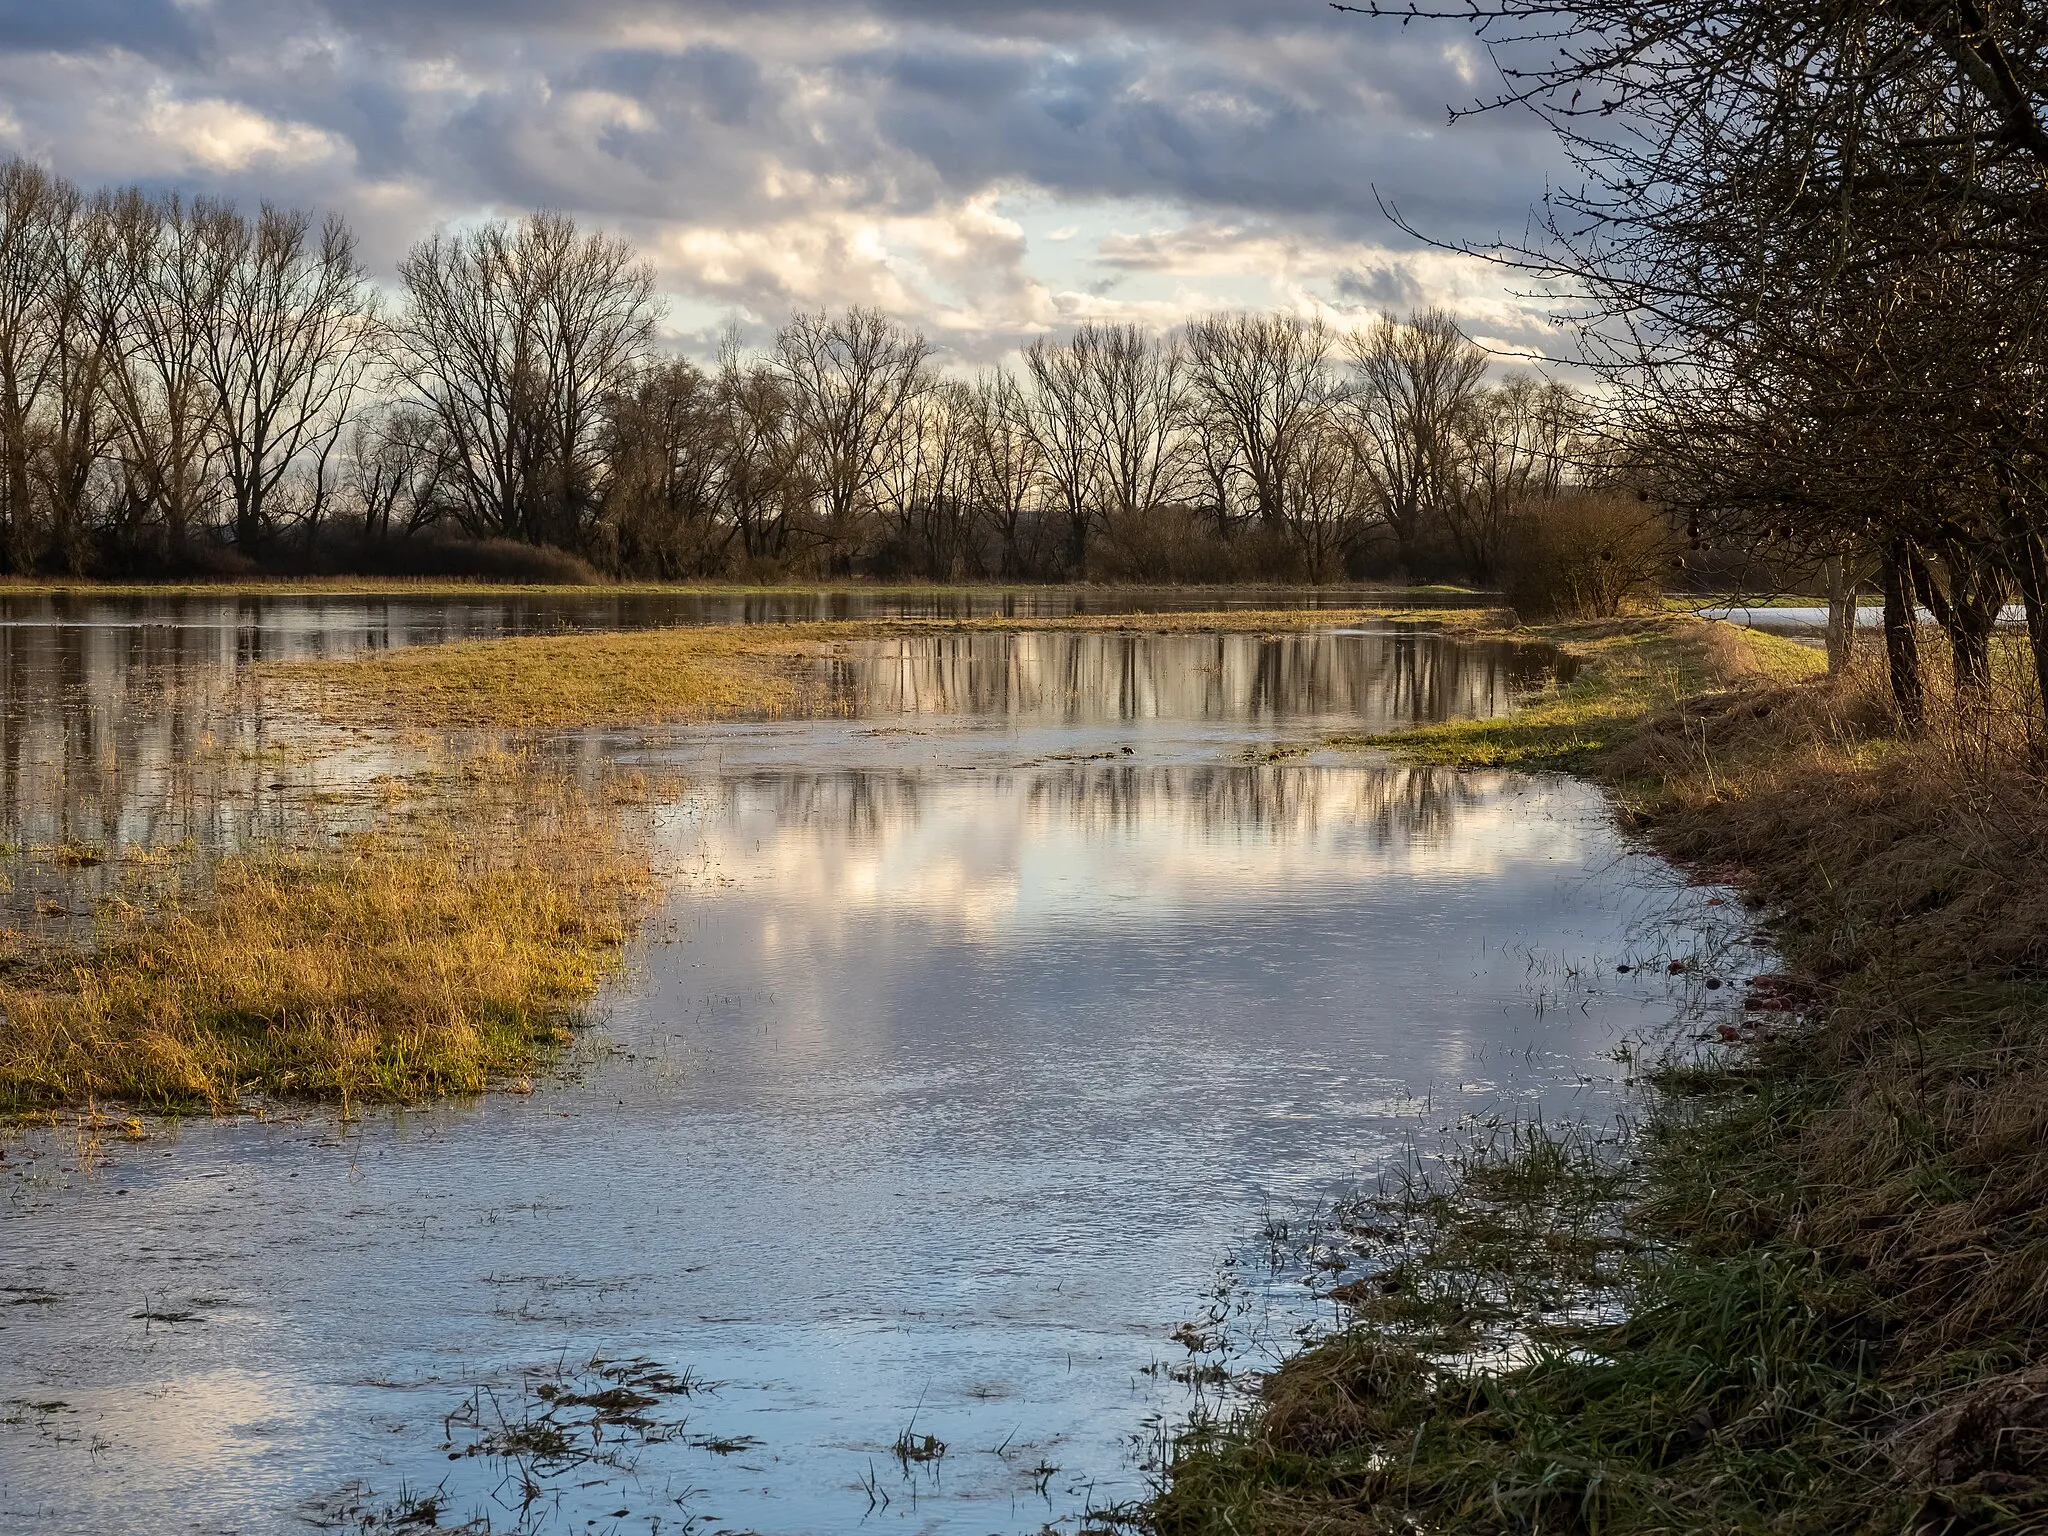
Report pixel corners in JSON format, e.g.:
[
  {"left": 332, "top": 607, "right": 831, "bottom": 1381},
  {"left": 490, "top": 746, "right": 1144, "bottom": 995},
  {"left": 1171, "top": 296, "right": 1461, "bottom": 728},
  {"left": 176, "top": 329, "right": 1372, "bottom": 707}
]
[
  {"left": 1147, "top": 622, "right": 2048, "bottom": 1535},
  {"left": 1330, "top": 614, "right": 1825, "bottom": 772},
  {"left": 265, "top": 623, "right": 830, "bottom": 730},
  {"left": 263, "top": 607, "right": 1514, "bottom": 732},
  {"left": 0, "top": 770, "right": 653, "bottom": 1115}
]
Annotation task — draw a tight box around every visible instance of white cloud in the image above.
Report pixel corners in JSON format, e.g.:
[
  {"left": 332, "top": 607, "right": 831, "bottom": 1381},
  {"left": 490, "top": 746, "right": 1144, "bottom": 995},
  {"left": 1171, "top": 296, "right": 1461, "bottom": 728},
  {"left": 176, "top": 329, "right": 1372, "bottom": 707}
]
[
  {"left": 0, "top": 2, "right": 1574, "bottom": 357},
  {"left": 144, "top": 95, "right": 352, "bottom": 174}
]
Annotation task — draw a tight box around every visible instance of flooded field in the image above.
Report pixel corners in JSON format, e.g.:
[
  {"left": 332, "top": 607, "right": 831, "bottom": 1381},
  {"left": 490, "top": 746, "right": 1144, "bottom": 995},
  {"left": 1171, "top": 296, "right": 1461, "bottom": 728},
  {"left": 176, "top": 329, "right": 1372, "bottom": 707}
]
[{"left": 0, "top": 597, "right": 1739, "bottom": 1534}]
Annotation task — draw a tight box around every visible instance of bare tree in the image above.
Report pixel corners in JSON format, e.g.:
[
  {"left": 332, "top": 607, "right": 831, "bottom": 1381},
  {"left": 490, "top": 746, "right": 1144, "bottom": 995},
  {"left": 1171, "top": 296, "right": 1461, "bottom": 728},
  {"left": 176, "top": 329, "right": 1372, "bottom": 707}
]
[
  {"left": 774, "top": 307, "right": 932, "bottom": 568},
  {"left": 0, "top": 162, "right": 69, "bottom": 569},
  {"left": 1022, "top": 329, "right": 1099, "bottom": 574},
  {"left": 600, "top": 356, "right": 731, "bottom": 577},
  {"left": 715, "top": 336, "right": 807, "bottom": 564},
  {"left": 1447, "top": 376, "right": 1586, "bottom": 580},
  {"left": 1182, "top": 313, "right": 1336, "bottom": 533},
  {"left": 966, "top": 369, "right": 1045, "bottom": 578},
  {"left": 1346, "top": 310, "right": 1489, "bottom": 573},
  {"left": 1283, "top": 416, "right": 1377, "bottom": 581},
  {"left": 98, "top": 192, "right": 230, "bottom": 561},
  {"left": 396, "top": 212, "right": 656, "bottom": 548},
  {"left": 347, "top": 406, "right": 450, "bottom": 544},
  {"left": 201, "top": 203, "right": 378, "bottom": 549},
  {"left": 1079, "top": 323, "right": 1190, "bottom": 525}
]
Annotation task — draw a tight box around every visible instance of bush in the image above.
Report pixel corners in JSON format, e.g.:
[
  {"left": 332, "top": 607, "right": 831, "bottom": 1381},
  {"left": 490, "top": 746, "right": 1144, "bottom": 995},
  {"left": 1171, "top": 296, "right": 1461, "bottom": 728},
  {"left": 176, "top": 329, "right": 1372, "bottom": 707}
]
[
  {"left": 1088, "top": 503, "right": 1240, "bottom": 583},
  {"left": 1501, "top": 492, "right": 1675, "bottom": 619},
  {"left": 383, "top": 535, "right": 603, "bottom": 585},
  {"left": 288, "top": 522, "right": 604, "bottom": 585}
]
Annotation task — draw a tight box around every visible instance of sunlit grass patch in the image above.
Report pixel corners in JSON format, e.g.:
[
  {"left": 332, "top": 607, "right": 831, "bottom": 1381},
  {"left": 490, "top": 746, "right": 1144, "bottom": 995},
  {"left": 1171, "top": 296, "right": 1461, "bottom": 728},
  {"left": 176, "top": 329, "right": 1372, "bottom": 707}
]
[
  {"left": 264, "top": 623, "right": 833, "bottom": 731},
  {"left": 0, "top": 784, "right": 654, "bottom": 1115},
  {"left": 1334, "top": 614, "right": 1824, "bottom": 772}
]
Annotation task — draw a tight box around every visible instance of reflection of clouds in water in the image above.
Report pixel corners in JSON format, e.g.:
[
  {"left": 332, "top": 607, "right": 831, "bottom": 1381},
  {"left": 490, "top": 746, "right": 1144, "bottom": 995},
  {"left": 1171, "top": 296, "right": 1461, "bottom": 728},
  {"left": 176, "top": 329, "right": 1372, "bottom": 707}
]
[
  {"left": 23, "top": 1366, "right": 332, "bottom": 1509},
  {"left": 674, "top": 765, "right": 1603, "bottom": 944}
]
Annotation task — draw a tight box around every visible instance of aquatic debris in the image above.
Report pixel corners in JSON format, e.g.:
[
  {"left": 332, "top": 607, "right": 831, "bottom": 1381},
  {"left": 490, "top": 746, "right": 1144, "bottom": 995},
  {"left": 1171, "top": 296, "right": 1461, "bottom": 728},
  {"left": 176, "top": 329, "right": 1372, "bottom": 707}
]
[
  {"left": 295, "top": 1478, "right": 478, "bottom": 1534},
  {"left": 442, "top": 1354, "right": 717, "bottom": 1481},
  {"left": 890, "top": 1394, "right": 948, "bottom": 1471},
  {"left": 892, "top": 1428, "right": 947, "bottom": 1466}
]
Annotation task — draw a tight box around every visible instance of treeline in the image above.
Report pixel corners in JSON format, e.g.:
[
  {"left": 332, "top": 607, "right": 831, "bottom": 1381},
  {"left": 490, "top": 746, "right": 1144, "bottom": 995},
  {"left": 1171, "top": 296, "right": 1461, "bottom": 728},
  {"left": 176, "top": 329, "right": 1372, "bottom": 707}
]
[
  {"left": 0, "top": 157, "right": 1601, "bottom": 584},
  {"left": 1391, "top": 3, "right": 2048, "bottom": 722}
]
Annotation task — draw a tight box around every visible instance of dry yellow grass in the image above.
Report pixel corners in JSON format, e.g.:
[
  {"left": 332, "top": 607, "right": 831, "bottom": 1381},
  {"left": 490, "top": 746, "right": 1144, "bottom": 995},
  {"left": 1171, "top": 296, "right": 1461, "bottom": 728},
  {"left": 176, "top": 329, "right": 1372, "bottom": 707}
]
[
  {"left": 0, "top": 783, "right": 653, "bottom": 1114},
  {"left": 266, "top": 624, "right": 828, "bottom": 730}
]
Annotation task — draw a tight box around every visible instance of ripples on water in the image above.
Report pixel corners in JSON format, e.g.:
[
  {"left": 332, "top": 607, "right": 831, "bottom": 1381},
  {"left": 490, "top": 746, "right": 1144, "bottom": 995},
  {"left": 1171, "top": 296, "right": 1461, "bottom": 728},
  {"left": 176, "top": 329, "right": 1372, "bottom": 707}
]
[{"left": 0, "top": 594, "right": 1737, "bottom": 1535}]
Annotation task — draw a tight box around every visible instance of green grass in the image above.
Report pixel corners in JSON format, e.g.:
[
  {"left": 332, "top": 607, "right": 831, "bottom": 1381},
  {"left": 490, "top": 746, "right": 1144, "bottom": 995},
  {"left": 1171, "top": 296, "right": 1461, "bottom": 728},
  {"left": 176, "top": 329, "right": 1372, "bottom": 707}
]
[{"left": 1152, "top": 1096, "right": 1898, "bottom": 1536}]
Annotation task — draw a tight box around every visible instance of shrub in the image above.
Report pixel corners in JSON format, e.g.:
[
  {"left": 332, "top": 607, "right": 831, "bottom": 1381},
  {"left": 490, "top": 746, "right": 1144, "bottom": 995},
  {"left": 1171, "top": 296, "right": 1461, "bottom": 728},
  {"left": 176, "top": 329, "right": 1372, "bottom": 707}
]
[
  {"left": 1088, "top": 503, "right": 1239, "bottom": 583},
  {"left": 1501, "top": 492, "right": 1675, "bottom": 619}
]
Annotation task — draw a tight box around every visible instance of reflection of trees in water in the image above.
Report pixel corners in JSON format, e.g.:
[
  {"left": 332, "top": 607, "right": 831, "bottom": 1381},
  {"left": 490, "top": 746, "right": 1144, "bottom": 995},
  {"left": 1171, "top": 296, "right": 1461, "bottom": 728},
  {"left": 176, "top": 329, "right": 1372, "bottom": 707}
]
[
  {"left": 0, "top": 616, "right": 373, "bottom": 923},
  {"left": 711, "top": 762, "right": 1492, "bottom": 846},
  {"left": 838, "top": 632, "right": 1559, "bottom": 728},
  {"left": 0, "top": 600, "right": 1538, "bottom": 924},
  {"left": 1024, "top": 763, "right": 1490, "bottom": 843},
  {"left": 0, "top": 602, "right": 1541, "bottom": 858},
  {"left": 731, "top": 768, "right": 929, "bottom": 845}
]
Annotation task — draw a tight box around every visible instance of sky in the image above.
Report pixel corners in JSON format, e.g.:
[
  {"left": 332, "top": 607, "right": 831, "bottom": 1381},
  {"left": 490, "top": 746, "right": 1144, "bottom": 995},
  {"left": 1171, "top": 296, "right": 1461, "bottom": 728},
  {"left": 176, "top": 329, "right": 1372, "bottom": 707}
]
[{"left": 0, "top": 0, "right": 1573, "bottom": 365}]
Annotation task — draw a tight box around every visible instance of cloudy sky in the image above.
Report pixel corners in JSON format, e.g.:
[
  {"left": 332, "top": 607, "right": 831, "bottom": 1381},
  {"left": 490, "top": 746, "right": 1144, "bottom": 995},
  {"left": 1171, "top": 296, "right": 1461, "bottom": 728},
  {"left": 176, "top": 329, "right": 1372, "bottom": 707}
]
[{"left": 0, "top": 0, "right": 1569, "bottom": 363}]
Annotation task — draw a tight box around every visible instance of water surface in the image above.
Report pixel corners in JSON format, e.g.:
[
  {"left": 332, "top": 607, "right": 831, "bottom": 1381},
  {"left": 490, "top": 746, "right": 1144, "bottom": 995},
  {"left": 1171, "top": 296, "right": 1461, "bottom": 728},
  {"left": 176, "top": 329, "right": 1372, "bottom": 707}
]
[{"left": 0, "top": 600, "right": 1736, "bottom": 1536}]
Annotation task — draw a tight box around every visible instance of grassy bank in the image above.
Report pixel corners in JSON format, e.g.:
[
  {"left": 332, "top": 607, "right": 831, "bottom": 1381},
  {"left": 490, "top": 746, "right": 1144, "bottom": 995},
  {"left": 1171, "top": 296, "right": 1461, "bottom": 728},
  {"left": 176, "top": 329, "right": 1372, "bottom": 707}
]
[
  {"left": 1149, "top": 620, "right": 2048, "bottom": 1534},
  {"left": 263, "top": 607, "right": 1506, "bottom": 732},
  {"left": 0, "top": 768, "right": 654, "bottom": 1117}
]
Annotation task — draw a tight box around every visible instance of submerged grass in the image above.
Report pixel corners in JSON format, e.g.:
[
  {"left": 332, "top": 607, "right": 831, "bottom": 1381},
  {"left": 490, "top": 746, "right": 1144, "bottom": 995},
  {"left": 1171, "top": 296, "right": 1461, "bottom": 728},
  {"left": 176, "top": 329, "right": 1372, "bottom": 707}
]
[
  {"left": 0, "top": 771, "right": 654, "bottom": 1116},
  {"left": 1149, "top": 623, "right": 2048, "bottom": 1535}
]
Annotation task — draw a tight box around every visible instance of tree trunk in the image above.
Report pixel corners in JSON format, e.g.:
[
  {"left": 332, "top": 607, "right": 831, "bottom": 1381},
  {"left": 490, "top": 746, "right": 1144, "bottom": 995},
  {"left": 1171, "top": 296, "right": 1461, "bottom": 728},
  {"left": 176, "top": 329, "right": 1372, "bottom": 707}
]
[
  {"left": 1824, "top": 553, "right": 1856, "bottom": 675},
  {"left": 2006, "top": 525, "right": 2048, "bottom": 740},
  {"left": 1882, "top": 538, "right": 1924, "bottom": 733}
]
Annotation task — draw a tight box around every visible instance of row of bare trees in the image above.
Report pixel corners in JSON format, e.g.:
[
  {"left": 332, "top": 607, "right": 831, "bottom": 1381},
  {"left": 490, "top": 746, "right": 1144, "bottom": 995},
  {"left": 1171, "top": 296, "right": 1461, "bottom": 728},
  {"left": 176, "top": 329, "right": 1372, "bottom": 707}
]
[
  {"left": 1361, "top": 2, "right": 2048, "bottom": 722},
  {"left": 597, "top": 307, "right": 1587, "bottom": 583},
  {"left": 0, "top": 155, "right": 1588, "bottom": 581}
]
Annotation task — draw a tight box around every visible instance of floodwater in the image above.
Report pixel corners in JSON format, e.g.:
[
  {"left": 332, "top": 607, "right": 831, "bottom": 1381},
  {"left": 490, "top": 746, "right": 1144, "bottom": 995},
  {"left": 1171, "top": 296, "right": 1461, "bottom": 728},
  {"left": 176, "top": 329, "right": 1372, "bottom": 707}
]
[
  {"left": 0, "top": 583, "right": 1477, "bottom": 657},
  {"left": 1704, "top": 600, "right": 2031, "bottom": 637},
  {"left": 0, "top": 596, "right": 1741, "bottom": 1535}
]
